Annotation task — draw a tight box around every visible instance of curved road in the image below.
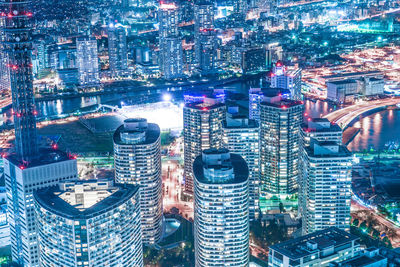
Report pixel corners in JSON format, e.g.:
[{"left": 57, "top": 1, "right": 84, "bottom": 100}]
[{"left": 323, "top": 98, "right": 400, "bottom": 129}]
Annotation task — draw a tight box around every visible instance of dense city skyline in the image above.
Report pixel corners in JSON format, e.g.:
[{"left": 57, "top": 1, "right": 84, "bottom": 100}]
[{"left": 1, "top": 0, "right": 400, "bottom": 266}]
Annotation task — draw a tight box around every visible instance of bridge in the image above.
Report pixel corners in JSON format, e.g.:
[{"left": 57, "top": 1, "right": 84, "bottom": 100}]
[{"left": 323, "top": 98, "right": 400, "bottom": 130}]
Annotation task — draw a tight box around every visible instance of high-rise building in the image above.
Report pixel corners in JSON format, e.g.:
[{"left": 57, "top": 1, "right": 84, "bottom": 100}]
[
  {"left": 301, "top": 118, "right": 343, "bottom": 147},
  {"left": 2, "top": 4, "right": 80, "bottom": 266},
  {"left": 223, "top": 110, "right": 260, "bottom": 220},
  {"left": 3, "top": 0, "right": 38, "bottom": 161},
  {"left": 197, "top": 29, "right": 217, "bottom": 74},
  {"left": 183, "top": 97, "right": 226, "bottom": 196},
  {"left": 34, "top": 180, "right": 143, "bottom": 267},
  {"left": 76, "top": 37, "right": 100, "bottom": 87},
  {"left": 194, "top": 148, "right": 249, "bottom": 266},
  {"left": 4, "top": 151, "right": 78, "bottom": 266},
  {"left": 248, "top": 88, "right": 290, "bottom": 122},
  {"left": 113, "top": 119, "right": 163, "bottom": 244},
  {"left": 160, "top": 37, "right": 184, "bottom": 79},
  {"left": 158, "top": 1, "right": 184, "bottom": 79},
  {"left": 108, "top": 23, "right": 128, "bottom": 77},
  {"left": 194, "top": 1, "right": 215, "bottom": 71},
  {"left": 300, "top": 141, "right": 352, "bottom": 235},
  {"left": 298, "top": 117, "right": 343, "bottom": 217},
  {"left": 271, "top": 61, "right": 302, "bottom": 101},
  {"left": 259, "top": 93, "right": 303, "bottom": 211},
  {"left": 268, "top": 227, "right": 360, "bottom": 267}
]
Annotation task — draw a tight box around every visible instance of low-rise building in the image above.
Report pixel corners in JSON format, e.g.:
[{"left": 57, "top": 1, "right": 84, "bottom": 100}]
[
  {"left": 330, "top": 247, "right": 387, "bottom": 267},
  {"left": 268, "top": 227, "right": 360, "bottom": 267},
  {"left": 327, "top": 79, "right": 358, "bottom": 103}
]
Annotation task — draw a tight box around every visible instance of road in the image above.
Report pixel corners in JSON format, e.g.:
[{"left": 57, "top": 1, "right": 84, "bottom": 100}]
[
  {"left": 162, "top": 138, "right": 194, "bottom": 221},
  {"left": 352, "top": 200, "right": 400, "bottom": 247},
  {"left": 323, "top": 98, "right": 400, "bottom": 129}
]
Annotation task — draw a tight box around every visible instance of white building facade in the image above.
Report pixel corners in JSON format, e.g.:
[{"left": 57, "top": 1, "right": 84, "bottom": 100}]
[
  {"left": 113, "top": 118, "right": 163, "bottom": 244},
  {"left": 194, "top": 149, "right": 249, "bottom": 267}
]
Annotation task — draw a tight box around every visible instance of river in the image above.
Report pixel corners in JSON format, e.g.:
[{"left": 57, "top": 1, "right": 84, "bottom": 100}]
[{"left": 1, "top": 78, "right": 397, "bottom": 152}]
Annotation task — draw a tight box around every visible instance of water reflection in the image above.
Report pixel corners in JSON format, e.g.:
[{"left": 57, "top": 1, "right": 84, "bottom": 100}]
[{"left": 348, "top": 110, "right": 400, "bottom": 151}]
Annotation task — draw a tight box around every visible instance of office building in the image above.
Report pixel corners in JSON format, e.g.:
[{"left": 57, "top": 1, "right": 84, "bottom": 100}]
[
  {"left": 183, "top": 97, "right": 226, "bottom": 196},
  {"left": 326, "top": 80, "right": 358, "bottom": 104},
  {"left": 301, "top": 118, "right": 343, "bottom": 147},
  {"left": 268, "top": 227, "right": 360, "bottom": 267},
  {"left": 2, "top": 4, "right": 79, "bottom": 265},
  {"left": 259, "top": 92, "right": 303, "bottom": 210},
  {"left": 113, "top": 118, "right": 163, "bottom": 244},
  {"left": 194, "top": 148, "right": 249, "bottom": 267},
  {"left": 271, "top": 61, "right": 302, "bottom": 101},
  {"left": 34, "top": 180, "right": 143, "bottom": 267},
  {"left": 76, "top": 37, "right": 100, "bottom": 87},
  {"left": 4, "top": 151, "right": 78, "bottom": 266},
  {"left": 223, "top": 110, "right": 260, "bottom": 220},
  {"left": 108, "top": 24, "right": 128, "bottom": 77},
  {"left": 300, "top": 141, "right": 352, "bottom": 235},
  {"left": 158, "top": 1, "right": 183, "bottom": 79}
]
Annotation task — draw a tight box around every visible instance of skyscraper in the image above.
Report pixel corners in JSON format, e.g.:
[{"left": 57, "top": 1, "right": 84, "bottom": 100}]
[
  {"left": 197, "top": 29, "right": 217, "bottom": 74},
  {"left": 300, "top": 141, "right": 352, "bottom": 235},
  {"left": 158, "top": 1, "right": 183, "bottom": 79},
  {"left": 223, "top": 110, "right": 260, "bottom": 220},
  {"left": 259, "top": 92, "right": 303, "bottom": 211},
  {"left": 194, "top": 148, "right": 249, "bottom": 266},
  {"left": 2, "top": 3, "right": 80, "bottom": 265},
  {"left": 34, "top": 180, "right": 143, "bottom": 267},
  {"left": 194, "top": 1, "right": 216, "bottom": 73},
  {"left": 4, "top": 151, "right": 78, "bottom": 266},
  {"left": 271, "top": 61, "right": 302, "bottom": 101},
  {"left": 113, "top": 118, "right": 163, "bottom": 244},
  {"left": 76, "top": 37, "right": 100, "bottom": 87},
  {"left": 3, "top": 0, "right": 38, "bottom": 161},
  {"left": 108, "top": 23, "right": 128, "bottom": 77},
  {"left": 183, "top": 96, "right": 226, "bottom": 197}
]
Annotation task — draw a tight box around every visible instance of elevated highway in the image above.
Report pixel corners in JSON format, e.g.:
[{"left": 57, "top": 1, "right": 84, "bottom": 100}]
[{"left": 323, "top": 98, "right": 400, "bottom": 130}]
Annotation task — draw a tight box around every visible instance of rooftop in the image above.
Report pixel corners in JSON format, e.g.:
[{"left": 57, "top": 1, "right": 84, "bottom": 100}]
[
  {"left": 302, "top": 118, "right": 342, "bottom": 133},
  {"left": 113, "top": 119, "right": 160, "bottom": 145},
  {"left": 184, "top": 97, "right": 225, "bottom": 111},
  {"left": 305, "top": 142, "right": 352, "bottom": 158},
  {"left": 5, "top": 148, "right": 74, "bottom": 169},
  {"left": 34, "top": 180, "right": 139, "bottom": 220},
  {"left": 269, "top": 227, "right": 359, "bottom": 259},
  {"left": 193, "top": 148, "right": 248, "bottom": 185},
  {"left": 332, "top": 254, "right": 387, "bottom": 266},
  {"left": 327, "top": 79, "right": 358, "bottom": 85}
]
